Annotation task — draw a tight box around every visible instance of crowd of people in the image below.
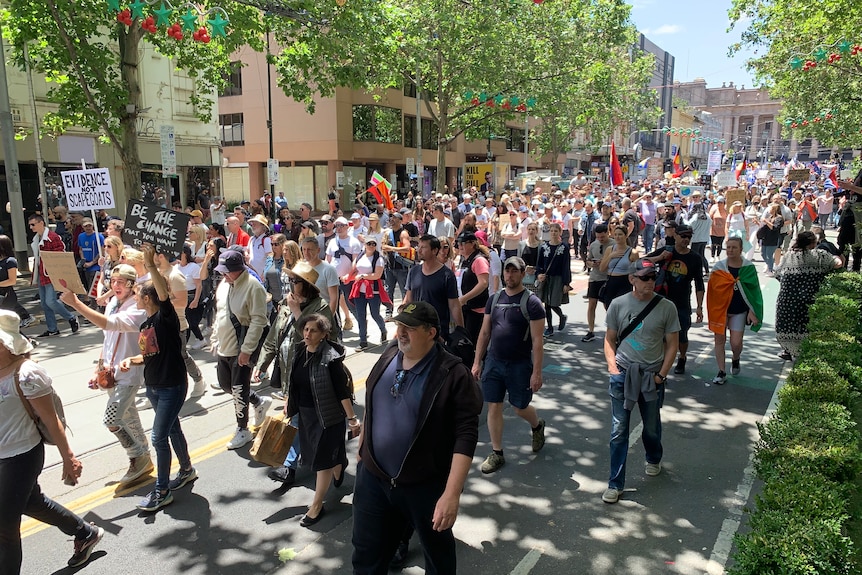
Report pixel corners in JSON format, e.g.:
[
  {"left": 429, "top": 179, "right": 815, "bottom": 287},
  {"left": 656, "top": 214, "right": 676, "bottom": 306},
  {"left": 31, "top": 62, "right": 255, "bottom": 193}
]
[{"left": 0, "top": 168, "right": 852, "bottom": 574}]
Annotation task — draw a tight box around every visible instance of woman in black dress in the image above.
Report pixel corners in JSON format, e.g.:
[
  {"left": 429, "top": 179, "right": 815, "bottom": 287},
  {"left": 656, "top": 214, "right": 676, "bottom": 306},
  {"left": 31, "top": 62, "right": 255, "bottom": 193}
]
[{"left": 286, "top": 314, "right": 360, "bottom": 526}]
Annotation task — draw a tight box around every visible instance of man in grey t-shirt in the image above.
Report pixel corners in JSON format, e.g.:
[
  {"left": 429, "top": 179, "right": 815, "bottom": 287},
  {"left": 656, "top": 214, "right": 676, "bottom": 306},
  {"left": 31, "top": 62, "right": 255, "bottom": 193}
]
[{"left": 601, "top": 259, "right": 679, "bottom": 504}]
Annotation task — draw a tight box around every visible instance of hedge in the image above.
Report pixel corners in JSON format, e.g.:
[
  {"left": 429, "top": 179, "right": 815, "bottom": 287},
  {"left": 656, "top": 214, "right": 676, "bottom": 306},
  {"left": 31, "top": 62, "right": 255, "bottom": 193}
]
[{"left": 729, "top": 272, "right": 862, "bottom": 575}]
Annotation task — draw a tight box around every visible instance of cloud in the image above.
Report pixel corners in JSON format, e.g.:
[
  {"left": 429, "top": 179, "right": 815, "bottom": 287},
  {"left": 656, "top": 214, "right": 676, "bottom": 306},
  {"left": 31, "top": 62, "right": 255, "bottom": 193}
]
[{"left": 649, "top": 24, "right": 683, "bottom": 35}]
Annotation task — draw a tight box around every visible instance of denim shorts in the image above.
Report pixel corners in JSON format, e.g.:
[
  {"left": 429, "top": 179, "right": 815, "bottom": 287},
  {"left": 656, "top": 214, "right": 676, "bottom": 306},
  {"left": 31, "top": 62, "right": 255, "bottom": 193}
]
[{"left": 481, "top": 357, "right": 533, "bottom": 409}]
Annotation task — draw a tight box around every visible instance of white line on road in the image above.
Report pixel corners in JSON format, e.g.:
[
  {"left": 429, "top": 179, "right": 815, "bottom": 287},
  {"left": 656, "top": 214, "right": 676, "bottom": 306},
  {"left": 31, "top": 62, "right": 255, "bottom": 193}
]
[{"left": 508, "top": 548, "right": 543, "bottom": 575}]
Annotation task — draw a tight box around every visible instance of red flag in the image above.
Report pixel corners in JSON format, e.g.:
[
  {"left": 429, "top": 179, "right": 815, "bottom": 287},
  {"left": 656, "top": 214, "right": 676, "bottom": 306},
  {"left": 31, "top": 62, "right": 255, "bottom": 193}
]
[
  {"left": 367, "top": 185, "right": 384, "bottom": 206},
  {"left": 672, "top": 148, "right": 683, "bottom": 178},
  {"left": 609, "top": 141, "right": 624, "bottom": 187},
  {"left": 734, "top": 157, "right": 747, "bottom": 181}
]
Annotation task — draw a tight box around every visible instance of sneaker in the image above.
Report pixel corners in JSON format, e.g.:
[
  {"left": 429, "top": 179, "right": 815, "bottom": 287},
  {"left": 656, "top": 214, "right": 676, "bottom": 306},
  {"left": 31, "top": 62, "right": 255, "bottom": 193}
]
[
  {"left": 531, "top": 419, "right": 546, "bottom": 453},
  {"left": 731, "top": 359, "right": 741, "bottom": 376},
  {"left": 69, "top": 317, "right": 79, "bottom": 334},
  {"left": 68, "top": 524, "right": 104, "bottom": 567},
  {"left": 226, "top": 427, "right": 253, "bottom": 450},
  {"left": 210, "top": 381, "right": 223, "bottom": 390},
  {"left": 673, "top": 357, "right": 687, "bottom": 375},
  {"left": 136, "top": 489, "right": 173, "bottom": 511},
  {"left": 602, "top": 487, "right": 621, "bottom": 504},
  {"left": 645, "top": 462, "right": 662, "bottom": 476},
  {"left": 20, "top": 316, "right": 36, "bottom": 328},
  {"left": 357, "top": 342, "right": 369, "bottom": 351},
  {"left": 267, "top": 465, "right": 296, "bottom": 486},
  {"left": 272, "top": 390, "right": 286, "bottom": 401},
  {"left": 253, "top": 397, "right": 272, "bottom": 427},
  {"left": 118, "top": 453, "right": 154, "bottom": 486},
  {"left": 712, "top": 370, "right": 727, "bottom": 385},
  {"left": 343, "top": 317, "right": 354, "bottom": 331},
  {"left": 135, "top": 396, "right": 152, "bottom": 410},
  {"left": 380, "top": 331, "right": 388, "bottom": 345},
  {"left": 480, "top": 451, "right": 505, "bottom": 474},
  {"left": 168, "top": 467, "right": 198, "bottom": 490},
  {"left": 558, "top": 314, "right": 568, "bottom": 331},
  {"left": 385, "top": 309, "right": 393, "bottom": 320},
  {"left": 581, "top": 331, "right": 596, "bottom": 343},
  {"left": 37, "top": 330, "right": 60, "bottom": 338},
  {"left": 190, "top": 378, "right": 206, "bottom": 398},
  {"left": 188, "top": 338, "right": 205, "bottom": 350},
  {"left": 778, "top": 350, "right": 793, "bottom": 361},
  {"left": 543, "top": 327, "right": 553, "bottom": 337}
]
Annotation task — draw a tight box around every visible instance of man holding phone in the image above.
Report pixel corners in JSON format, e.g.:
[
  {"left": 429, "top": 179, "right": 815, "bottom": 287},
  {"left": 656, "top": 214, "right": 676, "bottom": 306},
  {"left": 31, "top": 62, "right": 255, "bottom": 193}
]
[{"left": 582, "top": 223, "right": 614, "bottom": 342}]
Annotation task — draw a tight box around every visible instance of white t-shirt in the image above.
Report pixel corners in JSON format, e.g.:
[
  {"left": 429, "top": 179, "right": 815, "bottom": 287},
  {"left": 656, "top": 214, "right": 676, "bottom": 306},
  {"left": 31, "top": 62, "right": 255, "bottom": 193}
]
[
  {"left": 247, "top": 234, "right": 272, "bottom": 278},
  {"left": 0, "top": 360, "right": 53, "bottom": 458},
  {"left": 354, "top": 252, "right": 384, "bottom": 296},
  {"left": 487, "top": 249, "right": 502, "bottom": 296},
  {"left": 428, "top": 218, "right": 455, "bottom": 239},
  {"left": 178, "top": 262, "right": 201, "bottom": 292},
  {"left": 326, "top": 235, "right": 363, "bottom": 277}
]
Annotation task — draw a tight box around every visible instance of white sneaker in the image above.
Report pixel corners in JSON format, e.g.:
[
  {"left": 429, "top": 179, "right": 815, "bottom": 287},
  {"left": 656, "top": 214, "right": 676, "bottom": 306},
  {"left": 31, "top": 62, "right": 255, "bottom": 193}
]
[
  {"left": 253, "top": 397, "right": 272, "bottom": 427},
  {"left": 210, "top": 381, "right": 223, "bottom": 390},
  {"left": 602, "top": 487, "right": 621, "bottom": 504},
  {"left": 135, "top": 397, "right": 152, "bottom": 410},
  {"left": 188, "top": 338, "right": 205, "bottom": 350},
  {"left": 189, "top": 378, "right": 206, "bottom": 398},
  {"left": 226, "top": 428, "right": 253, "bottom": 450},
  {"left": 645, "top": 462, "right": 662, "bottom": 476}
]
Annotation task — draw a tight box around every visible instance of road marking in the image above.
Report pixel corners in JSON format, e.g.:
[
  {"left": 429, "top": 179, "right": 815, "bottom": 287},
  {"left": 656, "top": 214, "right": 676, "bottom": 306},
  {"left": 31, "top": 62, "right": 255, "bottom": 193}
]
[
  {"left": 508, "top": 548, "right": 543, "bottom": 574},
  {"left": 22, "top": 376, "right": 367, "bottom": 539}
]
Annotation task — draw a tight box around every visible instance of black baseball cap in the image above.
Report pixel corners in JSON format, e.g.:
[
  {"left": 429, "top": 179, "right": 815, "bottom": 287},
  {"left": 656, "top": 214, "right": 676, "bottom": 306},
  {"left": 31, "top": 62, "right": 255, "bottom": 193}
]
[{"left": 389, "top": 301, "right": 439, "bottom": 330}]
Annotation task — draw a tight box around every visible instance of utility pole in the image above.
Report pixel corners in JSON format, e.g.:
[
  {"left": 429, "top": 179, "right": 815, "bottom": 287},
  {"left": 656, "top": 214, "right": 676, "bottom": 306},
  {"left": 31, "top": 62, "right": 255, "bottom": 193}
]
[
  {"left": 24, "top": 44, "right": 48, "bottom": 239},
  {"left": 0, "top": 26, "right": 30, "bottom": 271},
  {"left": 265, "top": 18, "right": 276, "bottom": 221},
  {"left": 415, "top": 66, "right": 422, "bottom": 198}
]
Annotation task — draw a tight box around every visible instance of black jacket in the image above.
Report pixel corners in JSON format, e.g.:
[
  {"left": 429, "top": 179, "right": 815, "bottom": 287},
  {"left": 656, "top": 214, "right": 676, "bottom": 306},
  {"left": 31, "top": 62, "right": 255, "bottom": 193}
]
[{"left": 359, "top": 343, "right": 483, "bottom": 486}]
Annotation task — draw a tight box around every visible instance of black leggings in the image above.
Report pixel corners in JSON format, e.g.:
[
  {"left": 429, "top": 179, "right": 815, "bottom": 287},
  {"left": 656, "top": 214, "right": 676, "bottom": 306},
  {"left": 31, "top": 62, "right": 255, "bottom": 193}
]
[
  {"left": 545, "top": 305, "right": 564, "bottom": 328},
  {"left": 710, "top": 236, "right": 725, "bottom": 258}
]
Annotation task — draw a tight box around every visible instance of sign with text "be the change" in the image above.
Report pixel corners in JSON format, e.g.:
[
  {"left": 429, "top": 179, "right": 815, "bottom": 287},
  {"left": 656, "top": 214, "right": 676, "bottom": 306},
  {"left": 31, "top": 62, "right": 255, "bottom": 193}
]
[
  {"left": 60, "top": 167, "right": 115, "bottom": 211},
  {"left": 122, "top": 200, "right": 190, "bottom": 260}
]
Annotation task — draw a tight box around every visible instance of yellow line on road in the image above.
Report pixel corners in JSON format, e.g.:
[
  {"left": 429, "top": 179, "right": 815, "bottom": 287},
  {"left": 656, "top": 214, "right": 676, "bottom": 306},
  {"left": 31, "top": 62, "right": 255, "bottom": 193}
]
[{"left": 22, "top": 377, "right": 367, "bottom": 539}]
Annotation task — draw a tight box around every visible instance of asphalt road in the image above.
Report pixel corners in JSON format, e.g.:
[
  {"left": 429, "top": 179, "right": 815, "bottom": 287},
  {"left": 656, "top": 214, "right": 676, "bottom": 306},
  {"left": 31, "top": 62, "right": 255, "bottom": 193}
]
[{"left": 17, "top": 261, "right": 787, "bottom": 575}]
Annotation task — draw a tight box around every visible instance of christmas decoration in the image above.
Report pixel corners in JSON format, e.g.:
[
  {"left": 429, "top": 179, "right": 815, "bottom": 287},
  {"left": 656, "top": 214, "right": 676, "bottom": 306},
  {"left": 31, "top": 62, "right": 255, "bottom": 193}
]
[
  {"left": 462, "top": 92, "right": 536, "bottom": 112},
  {"left": 106, "top": 0, "right": 230, "bottom": 42},
  {"left": 788, "top": 39, "right": 862, "bottom": 71}
]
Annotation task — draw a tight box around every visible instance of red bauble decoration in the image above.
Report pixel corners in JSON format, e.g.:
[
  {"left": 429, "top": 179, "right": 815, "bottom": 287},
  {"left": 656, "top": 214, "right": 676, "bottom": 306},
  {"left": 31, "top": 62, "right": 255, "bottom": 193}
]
[
  {"left": 471, "top": 97, "right": 479, "bottom": 106},
  {"left": 814, "top": 116, "right": 821, "bottom": 123},
  {"left": 791, "top": 122, "right": 798, "bottom": 128},
  {"left": 826, "top": 113, "right": 834, "bottom": 120},
  {"left": 117, "top": 9, "right": 133, "bottom": 26},
  {"left": 532, "top": 0, "right": 544, "bottom": 3},
  {"left": 802, "top": 119, "right": 809, "bottom": 126}
]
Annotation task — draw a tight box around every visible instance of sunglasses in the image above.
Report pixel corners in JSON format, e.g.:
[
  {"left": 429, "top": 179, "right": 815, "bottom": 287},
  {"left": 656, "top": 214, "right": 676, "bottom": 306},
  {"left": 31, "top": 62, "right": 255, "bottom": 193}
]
[
  {"left": 366, "top": 242, "right": 377, "bottom": 247},
  {"left": 636, "top": 274, "right": 658, "bottom": 282},
  {"left": 390, "top": 369, "right": 407, "bottom": 398}
]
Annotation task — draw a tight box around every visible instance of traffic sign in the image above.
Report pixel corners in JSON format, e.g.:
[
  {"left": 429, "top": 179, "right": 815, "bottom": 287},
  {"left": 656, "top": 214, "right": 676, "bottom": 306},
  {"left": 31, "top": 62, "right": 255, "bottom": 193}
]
[
  {"left": 267, "top": 159, "right": 279, "bottom": 186},
  {"left": 160, "top": 125, "right": 177, "bottom": 177},
  {"left": 406, "top": 157, "right": 415, "bottom": 174}
]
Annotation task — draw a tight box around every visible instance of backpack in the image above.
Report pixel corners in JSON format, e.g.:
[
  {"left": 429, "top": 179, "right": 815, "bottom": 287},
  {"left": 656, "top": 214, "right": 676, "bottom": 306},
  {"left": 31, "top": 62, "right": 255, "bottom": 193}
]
[
  {"left": 442, "top": 325, "right": 476, "bottom": 368},
  {"left": 490, "top": 289, "right": 532, "bottom": 342}
]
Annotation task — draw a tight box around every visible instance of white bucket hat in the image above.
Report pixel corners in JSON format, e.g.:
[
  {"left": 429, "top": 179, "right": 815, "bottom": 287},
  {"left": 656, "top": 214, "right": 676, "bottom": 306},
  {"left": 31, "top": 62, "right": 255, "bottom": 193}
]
[{"left": 0, "top": 309, "right": 34, "bottom": 355}]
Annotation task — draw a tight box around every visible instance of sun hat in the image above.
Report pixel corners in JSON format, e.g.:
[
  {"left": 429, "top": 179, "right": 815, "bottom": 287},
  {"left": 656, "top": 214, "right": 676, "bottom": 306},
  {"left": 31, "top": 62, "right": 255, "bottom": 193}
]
[{"left": 0, "top": 310, "right": 33, "bottom": 355}]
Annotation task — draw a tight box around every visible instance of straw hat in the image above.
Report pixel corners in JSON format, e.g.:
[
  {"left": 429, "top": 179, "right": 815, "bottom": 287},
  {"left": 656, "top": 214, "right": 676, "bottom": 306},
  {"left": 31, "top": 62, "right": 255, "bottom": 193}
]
[
  {"left": 248, "top": 214, "right": 269, "bottom": 228},
  {"left": 284, "top": 261, "right": 320, "bottom": 293}
]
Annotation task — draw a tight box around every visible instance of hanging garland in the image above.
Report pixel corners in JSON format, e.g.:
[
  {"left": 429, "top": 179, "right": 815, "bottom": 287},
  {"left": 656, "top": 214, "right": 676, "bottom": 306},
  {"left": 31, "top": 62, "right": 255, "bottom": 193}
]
[
  {"left": 108, "top": 0, "right": 230, "bottom": 42},
  {"left": 782, "top": 110, "right": 837, "bottom": 129},
  {"left": 462, "top": 91, "right": 536, "bottom": 112},
  {"left": 661, "top": 126, "right": 702, "bottom": 138},
  {"left": 788, "top": 40, "right": 862, "bottom": 71}
]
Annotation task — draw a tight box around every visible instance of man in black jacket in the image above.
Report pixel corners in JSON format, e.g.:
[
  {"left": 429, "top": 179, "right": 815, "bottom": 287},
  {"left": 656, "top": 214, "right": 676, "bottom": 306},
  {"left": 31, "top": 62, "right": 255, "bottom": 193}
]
[{"left": 352, "top": 301, "right": 482, "bottom": 575}]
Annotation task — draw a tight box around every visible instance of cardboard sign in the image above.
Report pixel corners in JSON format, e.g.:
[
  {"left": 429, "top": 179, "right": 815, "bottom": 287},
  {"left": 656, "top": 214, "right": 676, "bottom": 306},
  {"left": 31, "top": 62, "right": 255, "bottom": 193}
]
[
  {"left": 724, "top": 188, "right": 746, "bottom": 207},
  {"left": 60, "top": 167, "right": 115, "bottom": 211},
  {"left": 39, "top": 251, "right": 87, "bottom": 294},
  {"left": 787, "top": 168, "right": 811, "bottom": 182},
  {"left": 646, "top": 158, "right": 663, "bottom": 180},
  {"left": 122, "top": 200, "right": 191, "bottom": 260}
]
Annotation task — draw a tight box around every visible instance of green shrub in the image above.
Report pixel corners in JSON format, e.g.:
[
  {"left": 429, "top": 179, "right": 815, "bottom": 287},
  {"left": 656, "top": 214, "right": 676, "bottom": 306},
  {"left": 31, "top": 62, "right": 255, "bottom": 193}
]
[
  {"left": 819, "top": 272, "right": 862, "bottom": 302},
  {"left": 808, "top": 295, "right": 862, "bottom": 339},
  {"left": 780, "top": 361, "right": 856, "bottom": 407},
  {"left": 755, "top": 470, "right": 850, "bottom": 521},
  {"left": 798, "top": 336, "right": 862, "bottom": 389}
]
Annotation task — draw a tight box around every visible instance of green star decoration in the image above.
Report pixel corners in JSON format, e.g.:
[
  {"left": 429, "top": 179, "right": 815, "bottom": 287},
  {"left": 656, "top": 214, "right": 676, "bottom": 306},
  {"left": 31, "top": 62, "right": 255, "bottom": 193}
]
[
  {"left": 493, "top": 94, "right": 504, "bottom": 105},
  {"left": 107, "top": 0, "right": 121, "bottom": 12},
  {"left": 207, "top": 13, "right": 229, "bottom": 37},
  {"left": 838, "top": 40, "right": 852, "bottom": 54},
  {"left": 154, "top": 3, "right": 172, "bottom": 27},
  {"left": 813, "top": 47, "right": 828, "bottom": 62},
  {"left": 128, "top": 0, "right": 146, "bottom": 20},
  {"left": 790, "top": 57, "right": 803, "bottom": 70},
  {"left": 180, "top": 9, "right": 199, "bottom": 32}
]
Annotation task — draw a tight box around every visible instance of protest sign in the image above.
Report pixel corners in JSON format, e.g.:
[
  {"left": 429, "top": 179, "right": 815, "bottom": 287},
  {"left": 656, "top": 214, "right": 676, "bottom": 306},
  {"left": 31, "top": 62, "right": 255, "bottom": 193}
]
[
  {"left": 646, "top": 158, "right": 663, "bottom": 180},
  {"left": 724, "top": 188, "right": 746, "bottom": 207},
  {"left": 707, "top": 151, "right": 722, "bottom": 174},
  {"left": 39, "top": 251, "right": 87, "bottom": 294},
  {"left": 122, "top": 200, "right": 190, "bottom": 260},
  {"left": 715, "top": 171, "right": 736, "bottom": 187},
  {"left": 787, "top": 168, "right": 811, "bottom": 182},
  {"left": 60, "top": 168, "right": 115, "bottom": 211}
]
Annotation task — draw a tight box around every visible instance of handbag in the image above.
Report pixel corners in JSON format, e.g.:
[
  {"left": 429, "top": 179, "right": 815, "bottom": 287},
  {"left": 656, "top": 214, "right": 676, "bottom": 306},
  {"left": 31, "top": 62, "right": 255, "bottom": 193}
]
[
  {"left": 13, "top": 361, "right": 68, "bottom": 446},
  {"left": 250, "top": 415, "right": 298, "bottom": 467},
  {"left": 93, "top": 337, "right": 120, "bottom": 390}
]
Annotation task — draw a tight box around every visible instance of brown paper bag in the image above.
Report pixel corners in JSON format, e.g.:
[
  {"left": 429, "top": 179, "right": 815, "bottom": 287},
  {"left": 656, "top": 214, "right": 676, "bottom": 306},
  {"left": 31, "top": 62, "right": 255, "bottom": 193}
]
[{"left": 249, "top": 415, "right": 297, "bottom": 468}]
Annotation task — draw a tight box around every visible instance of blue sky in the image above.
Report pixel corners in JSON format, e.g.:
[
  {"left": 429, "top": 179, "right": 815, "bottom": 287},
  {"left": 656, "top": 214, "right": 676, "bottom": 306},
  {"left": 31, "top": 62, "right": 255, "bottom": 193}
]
[{"left": 627, "top": 0, "right": 758, "bottom": 89}]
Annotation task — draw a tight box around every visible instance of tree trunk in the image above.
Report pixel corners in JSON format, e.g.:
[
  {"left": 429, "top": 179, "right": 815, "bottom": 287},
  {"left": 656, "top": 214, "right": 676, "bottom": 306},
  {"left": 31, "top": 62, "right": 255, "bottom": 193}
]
[
  {"left": 550, "top": 119, "right": 558, "bottom": 174},
  {"left": 118, "top": 26, "right": 142, "bottom": 201},
  {"left": 435, "top": 107, "right": 449, "bottom": 194}
]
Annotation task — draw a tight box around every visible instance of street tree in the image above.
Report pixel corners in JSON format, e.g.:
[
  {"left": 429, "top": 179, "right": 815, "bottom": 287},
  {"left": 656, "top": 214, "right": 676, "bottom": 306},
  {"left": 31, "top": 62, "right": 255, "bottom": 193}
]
[
  {"left": 729, "top": 0, "right": 862, "bottom": 150},
  {"left": 2, "top": 0, "right": 264, "bottom": 200},
  {"left": 267, "top": 0, "right": 646, "bottom": 192}
]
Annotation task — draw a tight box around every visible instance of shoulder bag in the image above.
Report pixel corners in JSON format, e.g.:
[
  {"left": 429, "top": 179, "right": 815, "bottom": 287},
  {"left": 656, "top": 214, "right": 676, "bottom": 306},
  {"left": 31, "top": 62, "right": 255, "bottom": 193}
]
[
  {"left": 13, "top": 361, "right": 68, "bottom": 445},
  {"left": 615, "top": 294, "right": 664, "bottom": 347}
]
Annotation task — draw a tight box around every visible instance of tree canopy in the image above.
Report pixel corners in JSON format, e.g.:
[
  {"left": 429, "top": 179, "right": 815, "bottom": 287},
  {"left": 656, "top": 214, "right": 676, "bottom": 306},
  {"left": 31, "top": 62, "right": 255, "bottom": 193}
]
[
  {"left": 729, "top": 0, "right": 862, "bottom": 150},
  {"left": 267, "top": 0, "right": 652, "bottom": 190},
  {"left": 2, "top": 0, "right": 264, "bottom": 199}
]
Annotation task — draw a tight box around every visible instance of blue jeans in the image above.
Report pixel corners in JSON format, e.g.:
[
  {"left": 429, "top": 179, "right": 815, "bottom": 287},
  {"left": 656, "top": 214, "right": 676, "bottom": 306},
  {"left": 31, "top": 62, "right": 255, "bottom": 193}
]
[
  {"left": 146, "top": 384, "right": 191, "bottom": 492},
  {"left": 608, "top": 372, "right": 664, "bottom": 490},
  {"left": 37, "top": 283, "right": 75, "bottom": 332},
  {"left": 0, "top": 443, "right": 88, "bottom": 574},
  {"left": 761, "top": 244, "right": 778, "bottom": 272},
  {"left": 641, "top": 224, "right": 656, "bottom": 254},
  {"left": 384, "top": 267, "right": 409, "bottom": 305},
  {"left": 354, "top": 293, "right": 387, "bottom": 345},
  {"left": 352, "top": 462, "right": 454, "bottom": 575}
]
